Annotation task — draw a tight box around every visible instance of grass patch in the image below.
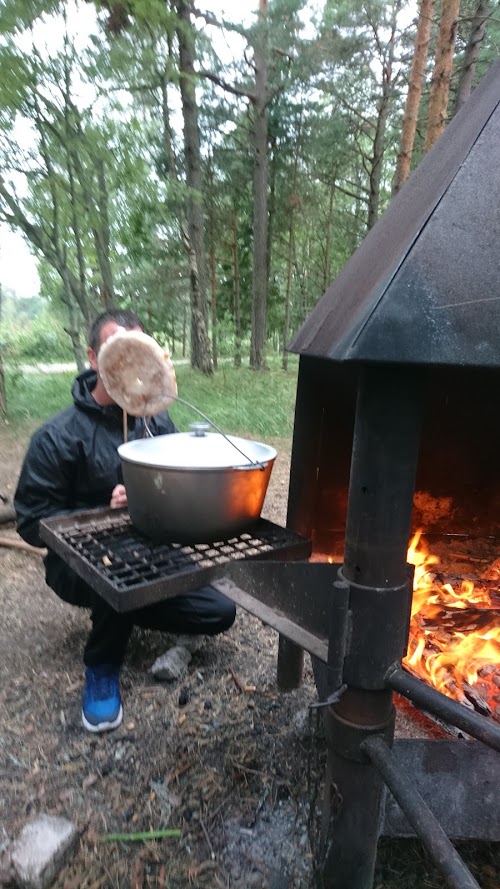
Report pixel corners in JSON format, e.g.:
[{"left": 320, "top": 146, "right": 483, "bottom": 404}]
[
  {"left": 170, "top": 361, "right": 298, "bottom": 438},
  {"left": 3, "top": 360, "right": 299, "bottom": 440},
  {"left": 4, "top": 370, "right": 75, "bottom": 423}
]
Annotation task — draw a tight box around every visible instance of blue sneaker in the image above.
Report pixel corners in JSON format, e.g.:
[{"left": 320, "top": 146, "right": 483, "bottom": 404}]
[{"left": 82, "top": 665, "right": 123, "bottom": 733}]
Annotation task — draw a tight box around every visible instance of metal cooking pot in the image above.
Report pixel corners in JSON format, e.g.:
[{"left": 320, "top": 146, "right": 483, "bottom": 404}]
[{"left": 118, "top": 424, "right": 277, "bottom": 543}]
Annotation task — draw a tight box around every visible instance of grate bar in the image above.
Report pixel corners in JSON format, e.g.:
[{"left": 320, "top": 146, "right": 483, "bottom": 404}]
[{"left": 39, "top": 508, "right": 311, "bottom": 612}]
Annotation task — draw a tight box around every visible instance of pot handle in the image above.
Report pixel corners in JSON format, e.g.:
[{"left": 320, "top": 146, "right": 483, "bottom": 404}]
[
  {"left": 143, "top": 395, "right": 267, "bottom": 470},
  {"left": 189, "top": 422, "right": 211, "bottom": 437}
]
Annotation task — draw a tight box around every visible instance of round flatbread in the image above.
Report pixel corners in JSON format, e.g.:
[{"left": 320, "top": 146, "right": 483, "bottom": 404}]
[{"left": 98, "top": 329, "right": 177, "bottom": 416}]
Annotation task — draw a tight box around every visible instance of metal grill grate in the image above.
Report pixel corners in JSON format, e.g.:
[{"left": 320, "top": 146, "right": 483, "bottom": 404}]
[{"left": 40, "top": 509, "right": 311, "bottom": 612}]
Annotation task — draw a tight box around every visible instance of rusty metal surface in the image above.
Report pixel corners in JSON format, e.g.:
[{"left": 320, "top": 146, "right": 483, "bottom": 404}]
[
  {"left": 39, "top": 508, "right": 311, "bottom": 612},
  {"left": 387, "top": 665, "right": 500, "bottom": 754},
  {"left": 288, "top": 61, "right": 500, "bottom": 367},
  {"left": 212, "top": 577, "right": 328, "bottom": 661},
  {"left": 367, "top": 737, "right": 482, "bottom": 888},
  {"left": 381, "top": 739, "right": 500, "bottom": 841}
]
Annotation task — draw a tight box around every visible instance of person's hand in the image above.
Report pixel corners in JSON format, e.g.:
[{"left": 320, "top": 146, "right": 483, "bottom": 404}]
[{"left": 110, "top": 484, "right": 127, "bottom": 509}]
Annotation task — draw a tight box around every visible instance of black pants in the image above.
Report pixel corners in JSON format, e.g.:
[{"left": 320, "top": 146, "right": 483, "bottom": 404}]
[{"left": 44, "top": 552, "right": 236, "bottom": 668}]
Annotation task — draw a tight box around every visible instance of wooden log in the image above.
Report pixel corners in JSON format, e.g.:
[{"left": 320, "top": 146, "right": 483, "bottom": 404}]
[
  {"left": 0, "top": 536, "right": 47, "bottom": 557},
  {"left": 463, "top": 682, "right": 491, "bottom": 717}
]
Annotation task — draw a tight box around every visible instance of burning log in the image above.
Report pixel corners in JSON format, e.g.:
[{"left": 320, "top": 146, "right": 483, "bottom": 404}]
[
  {"left": 462, "top": 682, "right": 491, "bottom": 717},
  {"left": 404, "top": 529, "right": 500, "bottom": 724}
]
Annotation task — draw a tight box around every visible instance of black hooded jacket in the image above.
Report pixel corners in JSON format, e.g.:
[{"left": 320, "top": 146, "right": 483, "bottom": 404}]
[{"left": 15, "top": 368, "right": 176, "bottom": 548}]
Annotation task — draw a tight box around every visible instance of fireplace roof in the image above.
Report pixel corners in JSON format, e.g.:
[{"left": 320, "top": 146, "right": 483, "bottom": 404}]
[{"left": 288, "top": 61, "right": 500, "bottom": 367}]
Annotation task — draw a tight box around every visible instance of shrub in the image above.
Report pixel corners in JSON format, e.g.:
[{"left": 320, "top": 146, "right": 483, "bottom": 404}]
[{"left": 3, "top": 320, "right": 73, "bottom": 364}]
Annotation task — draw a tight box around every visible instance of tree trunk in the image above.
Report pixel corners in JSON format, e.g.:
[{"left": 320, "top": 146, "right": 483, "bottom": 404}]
[
  {"left": 93, "top": 159, "right": 115, "bottom": 307},
  {"left": 453, "top": 0, "right": 490, "bottom": 113},
  {"left": 250, "top": 0, "right": 269, "bottom": 370},
  {"left": 170, "top": 314, "right": 176, "bottom": 357},
  {"left": 60, "top": 284, "right": 86, "bottom": 371},
  {"left": 209, "top": 220, "right": 218, "bottom": 371},
  {"left": 182, "top": 302, "right": 187, "bottom": 357},
  {"left": 424, "top": 0, "right": 461, "bottom": 151},
  {"left": 175, "top": 0, "right": 212, "bottom": 374},
  {"left": 295, "top": 234, "right": 311, "bottom": 324},
  {"left": 207, "top": 159, "right": 218, "bottom": 370},
  {"left": 367, "top": 0, "right": 402, "bottom": 230},
  {"left": 66, "top": 140, "right": 115, "bottom": 312},
  {"left": 322, "top": 179, "right": 336, "bottom": 293},
  {"left": 231, "top": 211, "right": 242, "bottom": 368},
  {"left": 393, "top": 0, "right": 435, "bottom": 194},
  {"left": 282, "top": 132, "right": 301, "bottom": 372},
  {"left": 266, "top": 131, "right": 277, "bottom": 302},
  {"left": 0, "top": 352, "right": 6, "bottom": 420},
  {"left": 0, "top": 282, "right": 6, "bottom": 420},
  {"left": 282, "top": 218, "right": 294, "bottom": 373},
  {"left": 61, "top": 51, "right": 110, "bottom": 317},
  {"left": 66, "top": 150, "right": 88, "bottom": 317}
]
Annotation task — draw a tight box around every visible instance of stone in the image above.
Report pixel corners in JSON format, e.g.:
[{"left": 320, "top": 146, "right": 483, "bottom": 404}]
[
  {"left": 150, "top": 645, "right": 192, "bottom": 681},
  {"left": 10, "top": 815, "right": 78, "bottom": 889}
]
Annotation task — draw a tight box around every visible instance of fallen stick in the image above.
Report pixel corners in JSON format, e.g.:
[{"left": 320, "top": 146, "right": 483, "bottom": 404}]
[
  {"left": 0, "top": 536, "right": 47, "bottom": 557},
  {"left": 230, "top": 668, "right": 245, "bottom": 694},
  {"left": 166, "top": 760, "right": 193, "bottom": 785},
  {"left": 99, "top": 829, "right": 181, "bottom": 843}
]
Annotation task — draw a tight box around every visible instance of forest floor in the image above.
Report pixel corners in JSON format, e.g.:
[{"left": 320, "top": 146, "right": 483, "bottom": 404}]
[
  {"left": 0, "top": 423, "right": 499, "bottom": 889},
  {"left": 0, "top": 425, "right": 320, "bottom": 889}
]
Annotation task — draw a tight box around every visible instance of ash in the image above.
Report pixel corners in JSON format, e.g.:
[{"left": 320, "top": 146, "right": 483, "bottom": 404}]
[{"left": 222, "top": 798, "right": 312, "bottom": 888}]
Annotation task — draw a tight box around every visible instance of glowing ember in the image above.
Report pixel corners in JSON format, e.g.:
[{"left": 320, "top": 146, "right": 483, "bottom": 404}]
[{"left": 404, "top": 530, "right": 500, "bottom": 718}]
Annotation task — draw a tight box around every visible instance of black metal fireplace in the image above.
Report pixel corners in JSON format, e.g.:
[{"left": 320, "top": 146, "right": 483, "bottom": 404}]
[
  {"left": 283, "top": 60, "right": 500, "bottom": 889},
  {"left": 40, "top": 61, "right": 500, "bottom": 889}
]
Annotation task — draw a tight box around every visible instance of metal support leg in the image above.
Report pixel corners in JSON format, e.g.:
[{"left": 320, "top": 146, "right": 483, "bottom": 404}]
[
  {"left": 277, "top": 635, "right": 304, "bottom": 690},
  {"left": 320, "top": 690, "right": 395, "bottom": 888},
  {"left": 321, "top": 365, "right": 423, "bottom": 889},
  {"left": 363, "top": 736, "right": 481, "bottom": 889}
]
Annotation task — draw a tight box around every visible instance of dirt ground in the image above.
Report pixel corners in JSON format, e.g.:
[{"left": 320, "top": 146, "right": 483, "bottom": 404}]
[
  {"left": 2, "top": 424, "right": 499, "bottom": 889},
  {"left": 0, "top": 425, "right": 320, "bottom": 889}
]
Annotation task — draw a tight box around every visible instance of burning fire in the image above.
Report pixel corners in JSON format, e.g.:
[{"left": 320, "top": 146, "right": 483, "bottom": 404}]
[{"left": 404, "top": 530, "right": 500, "bottom": 717}]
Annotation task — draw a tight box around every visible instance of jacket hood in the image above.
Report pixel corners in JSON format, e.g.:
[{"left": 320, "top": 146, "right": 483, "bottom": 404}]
[{"left": 71, "top": 368, "right": 121, "bottom": 420}]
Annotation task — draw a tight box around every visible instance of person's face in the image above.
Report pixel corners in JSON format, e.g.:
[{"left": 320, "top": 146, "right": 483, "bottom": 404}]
[
  {"left": 87, "top": 321, "right": 142, "bottom": 404},
  {"left": 87, "top": 321, "right": 142, "bottom": 371}
]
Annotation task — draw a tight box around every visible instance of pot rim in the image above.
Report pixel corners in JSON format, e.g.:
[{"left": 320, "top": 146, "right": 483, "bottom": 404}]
[{"left": 118, "top": 431, "right": 277, "bottom": 471}]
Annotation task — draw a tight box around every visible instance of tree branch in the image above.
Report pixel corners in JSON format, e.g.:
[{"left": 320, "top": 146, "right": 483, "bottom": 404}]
[
  {"left": 190, "top": 4, "right": 249, "bottom": 38},
  {"left": 198, "top": 69, "right": 255, "bottom": 101}
]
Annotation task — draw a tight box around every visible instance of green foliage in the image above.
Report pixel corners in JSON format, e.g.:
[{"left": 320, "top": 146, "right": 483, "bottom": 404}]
[
  {"left": 2, "top": 319, "right": 73, "bottom": 363},
  {"left": 0, "top": 0, "right": 60, "bottom": 35},
  {"left": 3, "top": 361, "right": 299, "bottom": 437},
  {"left": 0, "top": 292, "right": 45, "bottom": 323},
  {"left": 4, "top": 369, "right": 74, "bottom": 420},
  {"left": 164, "top": 360, "right": 300, "bottom": 438},
  {"left": 1, "top": 0, "right": 499, "bottom": 373}
]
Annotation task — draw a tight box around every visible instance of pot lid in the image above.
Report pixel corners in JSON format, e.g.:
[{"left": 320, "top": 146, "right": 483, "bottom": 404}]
[{"left": 118, "top": 427, "right": 277, "bottom": 470}]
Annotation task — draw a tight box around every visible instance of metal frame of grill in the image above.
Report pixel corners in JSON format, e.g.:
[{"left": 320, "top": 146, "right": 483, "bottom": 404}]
[
  {"left": 40, "top": 509, "right": 312, "bottom": 611},
  {"left": 277, "top": 61, "right": 500, "bottom": 889}
]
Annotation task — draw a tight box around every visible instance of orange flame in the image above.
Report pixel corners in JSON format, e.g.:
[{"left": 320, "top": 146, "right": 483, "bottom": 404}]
[{"left": 404, "top": 531, "right": 500, "bottom": 713}]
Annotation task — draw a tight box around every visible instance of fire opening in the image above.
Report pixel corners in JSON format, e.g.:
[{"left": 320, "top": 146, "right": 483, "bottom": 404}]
[{"left": 404, "top": 531, "right": 500, "bottom": 721}]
